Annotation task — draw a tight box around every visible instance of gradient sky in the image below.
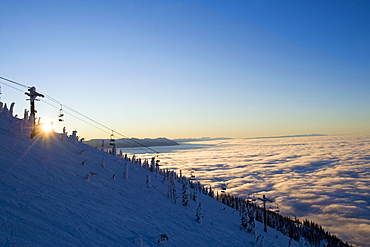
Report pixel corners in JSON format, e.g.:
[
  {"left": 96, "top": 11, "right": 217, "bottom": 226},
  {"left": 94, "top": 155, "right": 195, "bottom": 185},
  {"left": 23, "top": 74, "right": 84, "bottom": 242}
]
[{"left": 1, "top": 0, "right": 369, "bottom": 140}]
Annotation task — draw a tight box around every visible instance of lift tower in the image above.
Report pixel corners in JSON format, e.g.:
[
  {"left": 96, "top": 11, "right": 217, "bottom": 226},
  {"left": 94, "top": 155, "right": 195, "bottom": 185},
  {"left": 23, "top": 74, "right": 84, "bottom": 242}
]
[
  {"left": 25, "top": 86, "right": 44, "bottom": 139},
  {"left": 259, "top": 195, "right": 273, "bottom": 232}
]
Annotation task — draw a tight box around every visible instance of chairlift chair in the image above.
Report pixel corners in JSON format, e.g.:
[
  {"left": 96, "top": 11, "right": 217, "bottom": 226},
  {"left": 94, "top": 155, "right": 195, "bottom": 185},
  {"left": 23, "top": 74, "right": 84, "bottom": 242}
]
[
  {"left": 110, "top": 133, "right": 115, "bottom": 145},
  {"left": 221, "top": 182, "right": 227, "bottom": 192},
  {"left": 190, "top": 170, "right": 195, "bottom": 180},
  {"left": 58, "top": 105, "right": 64, "bottom": 122},
  {"left": 248, "top": 195, "right": 257, "bottom": 201}
]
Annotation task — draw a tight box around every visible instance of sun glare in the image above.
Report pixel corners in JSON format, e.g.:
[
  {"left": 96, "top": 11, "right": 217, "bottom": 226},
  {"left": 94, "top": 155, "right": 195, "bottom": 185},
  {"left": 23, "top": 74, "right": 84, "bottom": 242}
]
[{"left": 41, "top": 122, "right": 54, "bottom": 133}]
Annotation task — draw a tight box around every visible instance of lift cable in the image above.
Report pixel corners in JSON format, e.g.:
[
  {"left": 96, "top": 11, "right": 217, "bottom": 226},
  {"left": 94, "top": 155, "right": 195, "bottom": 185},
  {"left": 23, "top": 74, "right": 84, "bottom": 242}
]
[
  {"left": 274, "top": 202, "right": 297, "bottom": 219},
  {"left": 0, "top": 76, "right": 30, "bottom": 89},
  {"left": 2, "top": 76, "right": 285, "bottom": 205},
  {"left": 42, "top": 96, "right": 192, "bottom": 169},
  {"left": 41, "top": 100, "right": 111, "bottom": 135},
  {"left": 1, "top": 75, "right": 295, "bottom": 218},
  {"left": 0, "top": 79, "right": 28, "bottom": 93},
  {"left": 0, "top": 76, "right": 202, "bottom": 172},
  {"left": 38, "top": 92, "right": 190, "bottom": 167}
]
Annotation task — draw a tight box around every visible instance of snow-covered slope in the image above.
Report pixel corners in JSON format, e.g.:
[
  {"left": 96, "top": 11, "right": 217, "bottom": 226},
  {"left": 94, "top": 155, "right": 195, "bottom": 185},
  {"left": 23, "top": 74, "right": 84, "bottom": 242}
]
[{"left": 0, "top": 111, "right": 298, "bottom": 246}]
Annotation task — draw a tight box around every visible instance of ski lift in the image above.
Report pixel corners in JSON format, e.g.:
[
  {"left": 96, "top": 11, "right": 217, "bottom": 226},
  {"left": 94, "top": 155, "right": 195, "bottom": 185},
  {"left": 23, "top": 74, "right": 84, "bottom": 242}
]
[
  {"left": 248, "top": 194, "right": 257, "bottom": 201},
  {"left": 221, "top": 182, "right": 227, "bottom": 192},
  {"left": 110, "top": 131, "right": 115, "bottom": 145},
  {"left": 248, "top": 193, "right": 257, "bottom": 202},
  {"left": 190, "top": 170, "right": 195, "bottom": 180},
  {"left": 58, "top": 104, "right": 64, "bottom": 122},
  {"left": 268, "top": 204, "right": 280, "bottom": 213}
]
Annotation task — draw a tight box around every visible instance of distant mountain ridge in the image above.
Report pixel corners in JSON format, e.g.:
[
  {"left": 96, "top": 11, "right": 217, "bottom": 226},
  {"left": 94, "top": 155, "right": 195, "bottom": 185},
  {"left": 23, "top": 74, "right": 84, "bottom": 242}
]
[
  {"left": 84, "top": 137, "right": 179, "bottom": 148},
  {"left": 248, "top": 134, "right": 327, "bottom": 139},
  {"left": 172, "top": 137, "right": 232, "bottom": 142}
]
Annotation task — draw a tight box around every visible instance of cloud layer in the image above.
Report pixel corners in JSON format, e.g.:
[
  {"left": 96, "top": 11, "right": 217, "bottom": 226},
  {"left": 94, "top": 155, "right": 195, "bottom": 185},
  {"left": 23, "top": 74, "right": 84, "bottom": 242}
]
[{"left": 123, "top": 135, "right": 370, "bottom": 246}]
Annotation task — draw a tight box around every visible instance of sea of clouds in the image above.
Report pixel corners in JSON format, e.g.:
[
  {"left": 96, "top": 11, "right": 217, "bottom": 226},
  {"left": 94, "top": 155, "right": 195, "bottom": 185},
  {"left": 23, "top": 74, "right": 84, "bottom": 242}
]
[{"left": 120, "top": 135, "right": 370, "bottom": 246}]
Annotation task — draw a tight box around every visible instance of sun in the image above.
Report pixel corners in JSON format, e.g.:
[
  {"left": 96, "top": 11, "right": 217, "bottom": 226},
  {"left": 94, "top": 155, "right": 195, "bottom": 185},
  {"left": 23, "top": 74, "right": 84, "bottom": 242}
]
[{"left": 41, "top": 122, "right": 54, "bottom": 133}]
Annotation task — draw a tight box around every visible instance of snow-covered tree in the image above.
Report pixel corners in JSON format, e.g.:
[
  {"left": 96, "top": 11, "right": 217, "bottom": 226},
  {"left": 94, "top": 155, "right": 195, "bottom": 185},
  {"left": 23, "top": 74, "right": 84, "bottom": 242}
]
[
  {"left": 150, "top": 157, "right": 155, "bottom": 172},
  {"left": 299, "top": 236, "right": 309, "bottom": 247},
  {"left": 167, "top": 175, "right": 177, "bottom": 203},
  {"left": 240, "top": 210, "right": 249, "bottom": 231},
  {"left": 71, "top": 130, "right": 78, "bottom": 143},
  {"left": 182, "top": 181, "right": 190, "bottom": 208},
  {"left": 111, "top": 141, "right": 116, "bottom": 156},
  {"left": 192, "top": 191, "right": 198, "bottom": 202},
  {"left": 319, "top": 239, "right": 328, "bottom": 247},
  {"left": 196, "top": 202, "right": 203, "bottom": 224},
  {"left": 240, "top": 205, "right": 256, "bottom": 235},
  {"left": 123, "top": 161, "right": 129, "bottom": 180},
  {"left": 208, "top": 186, "right": 214, "bottom": 198},
  {"left": 9, "top": 102, "right": 15, "bottom": 117},
  {"left": 60, "top": 127, "right": 67, "bottom": 140},
  {"left": 2, "top": 103, "right": 8, "bottom": 115},
  {"left": 23, "top": 109, "right": 29, "bottom": 120},
  {"left": 247, "top": 208, "right": 256, "bottom": 234}
]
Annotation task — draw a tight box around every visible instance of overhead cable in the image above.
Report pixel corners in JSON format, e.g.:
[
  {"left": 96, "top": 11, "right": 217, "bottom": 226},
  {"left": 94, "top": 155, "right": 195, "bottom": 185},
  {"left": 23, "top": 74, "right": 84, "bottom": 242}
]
[
  {"left": 1, "top": 75, "right": 196, "bottom": 171},
  {"left": 0, "top": 76, "right": 30, "bottom": 89}
]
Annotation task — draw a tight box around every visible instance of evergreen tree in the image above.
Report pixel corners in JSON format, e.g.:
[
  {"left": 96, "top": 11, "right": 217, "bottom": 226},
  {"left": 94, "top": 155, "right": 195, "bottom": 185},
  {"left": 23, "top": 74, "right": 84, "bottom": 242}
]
[
  {"left": 196, "top": 202, "right": 203, "bottom": 224},
  {"left": 192, "top": 191, "right": 198, "bottom": 201},
  {"left": 299, "top": 236, "right": 309, "bottom": 247},
  {"left": 9, "top": 102, "right": 15, "bottom": 117},
  {"left": 240, "top": 210, "right": 249, "bottom": 231},
  {"left": 208, "top": 186, "right": 214, "bottom": 198},
  {"left": 123, "top": 161, "right": 129, "bottom": 180},
  {"left": 319, "top": 239, "right": 328, "bottom": 247},
  {"left": 182, "top": 181, "right": 190, "bottom": 208},
  {"left": 247, "top": 208, "right": 256, "bottom": 234},
  {"left": 167, "top": 175, "right": 177, "bottom": 203},
  {"left": 150, "top": 157, "right": 155, "bottom": 172}
]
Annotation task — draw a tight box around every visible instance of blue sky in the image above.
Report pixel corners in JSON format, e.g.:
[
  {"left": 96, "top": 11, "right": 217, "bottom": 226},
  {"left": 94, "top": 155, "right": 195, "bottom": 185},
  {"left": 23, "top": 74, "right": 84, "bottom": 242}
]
[{"left": 1, "top": 0, "right": 369, "bottom": 139}]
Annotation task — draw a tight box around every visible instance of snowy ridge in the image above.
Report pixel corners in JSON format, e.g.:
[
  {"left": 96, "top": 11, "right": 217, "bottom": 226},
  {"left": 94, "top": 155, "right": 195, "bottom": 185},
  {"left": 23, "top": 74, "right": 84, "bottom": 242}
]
[{"left": 0, "top": 104, "right": 346, "bottom": 246}]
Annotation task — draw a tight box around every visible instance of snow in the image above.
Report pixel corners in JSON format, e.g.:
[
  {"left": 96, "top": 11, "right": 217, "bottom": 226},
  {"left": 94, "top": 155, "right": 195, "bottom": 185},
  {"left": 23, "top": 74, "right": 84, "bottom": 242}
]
[{"left": 0, "top": 109, "right": 300, "bottom": 246}]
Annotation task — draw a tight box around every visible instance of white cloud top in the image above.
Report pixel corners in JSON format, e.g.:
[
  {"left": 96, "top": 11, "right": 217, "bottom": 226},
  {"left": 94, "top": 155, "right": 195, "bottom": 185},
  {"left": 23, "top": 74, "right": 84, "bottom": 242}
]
[{"left": 128, "top": 135, "right": 370, "bottom": 246}]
